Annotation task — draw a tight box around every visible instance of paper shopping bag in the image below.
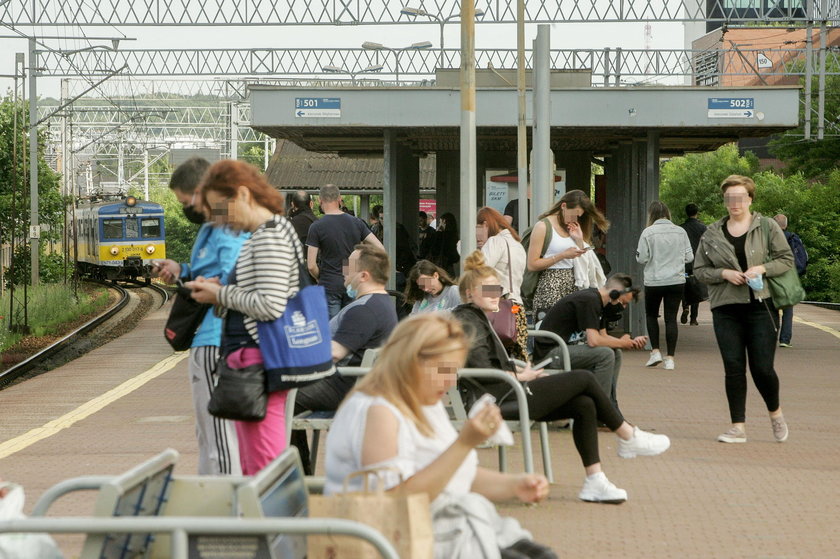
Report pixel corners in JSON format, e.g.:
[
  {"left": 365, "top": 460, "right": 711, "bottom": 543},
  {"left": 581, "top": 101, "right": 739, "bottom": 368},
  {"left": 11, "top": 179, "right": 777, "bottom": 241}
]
[{"left": 307, "top": 468, "right": 433, "bottom": 559}]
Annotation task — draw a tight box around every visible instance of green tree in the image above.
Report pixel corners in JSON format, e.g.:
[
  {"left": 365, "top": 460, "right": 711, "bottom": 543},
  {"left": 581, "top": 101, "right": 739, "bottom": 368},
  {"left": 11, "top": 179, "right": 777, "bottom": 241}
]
[
  {"left": 769, "top": 59, "right": 840, "bottom": 180},
  {"left": 239, "top": 144, "right": 266, "bottom": 170},
  {"left": 146, "top": 185, "right": 199, "bottom": 264},
  {"left": 660, "top": 143, "right": 759, "bottom": 223},
  {"left": 0, "top": 92, "right": 67, "bottom": 283}
]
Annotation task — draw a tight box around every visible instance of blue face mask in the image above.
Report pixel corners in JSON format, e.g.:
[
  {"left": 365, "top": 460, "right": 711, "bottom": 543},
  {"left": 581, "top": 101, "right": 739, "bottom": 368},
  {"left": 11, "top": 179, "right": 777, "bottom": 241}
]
[
  {"left": 346, "top": 283, "right": 358, "bottom": 299},
  {"left": 746, "top": 274, "right": 764, "bottom": 291}
]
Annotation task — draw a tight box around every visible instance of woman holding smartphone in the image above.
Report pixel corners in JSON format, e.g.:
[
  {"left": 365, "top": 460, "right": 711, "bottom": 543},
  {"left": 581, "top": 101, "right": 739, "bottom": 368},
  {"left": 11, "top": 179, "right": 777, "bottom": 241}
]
[
  {"left": 452, "top": 251, "right": 671, "bottom": 504},
  {"left": 526, "top": 190, "right": 609, "bottom": 319}
]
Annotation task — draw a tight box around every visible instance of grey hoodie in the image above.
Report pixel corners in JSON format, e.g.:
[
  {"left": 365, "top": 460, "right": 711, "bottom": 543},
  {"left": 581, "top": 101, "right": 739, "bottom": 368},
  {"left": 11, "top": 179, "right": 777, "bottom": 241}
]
[
  {"left": 636, "top": 218, "right": 694, "bottom": 287},
  {"left": 693, "top": 212, "right": 794, "bottom": 309}
]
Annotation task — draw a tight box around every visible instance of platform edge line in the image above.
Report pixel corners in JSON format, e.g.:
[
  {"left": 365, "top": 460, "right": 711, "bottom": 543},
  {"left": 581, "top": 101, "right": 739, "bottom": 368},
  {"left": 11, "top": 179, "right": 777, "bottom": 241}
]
[{"left": 0, "top": 352, "right": 188, "bottom": 460}]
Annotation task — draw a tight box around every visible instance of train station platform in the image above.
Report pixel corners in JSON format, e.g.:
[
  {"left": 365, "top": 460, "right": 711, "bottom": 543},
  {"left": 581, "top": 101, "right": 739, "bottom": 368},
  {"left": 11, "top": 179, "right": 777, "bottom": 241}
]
[{"left": 0, "top": 300, "right": 838, "bottom": 558}]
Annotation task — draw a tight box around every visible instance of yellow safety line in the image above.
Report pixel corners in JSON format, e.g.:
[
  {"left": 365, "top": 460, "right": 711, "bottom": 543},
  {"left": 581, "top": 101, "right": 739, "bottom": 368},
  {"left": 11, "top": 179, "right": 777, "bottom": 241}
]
[
  {"left": 794, "top": 315, "right": 840, "bottom": 341},
  {"left": 0, "top": 352, "right": 188, "bottom": 460}
]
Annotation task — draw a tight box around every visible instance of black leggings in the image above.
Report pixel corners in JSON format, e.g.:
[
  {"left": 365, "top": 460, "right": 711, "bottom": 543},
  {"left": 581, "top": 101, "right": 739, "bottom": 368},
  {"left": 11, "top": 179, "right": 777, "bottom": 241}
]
[
  {"left": 494, "top": 370, "right": 625, "bottom": 468},
  {"left": 644, "top": 284, "right": 684, "bottom": 355}
]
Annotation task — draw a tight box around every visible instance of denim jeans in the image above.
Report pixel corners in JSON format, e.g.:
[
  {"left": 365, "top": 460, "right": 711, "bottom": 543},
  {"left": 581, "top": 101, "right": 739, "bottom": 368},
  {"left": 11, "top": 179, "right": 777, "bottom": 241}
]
[
  {"left": 326, "top": 289, "right": 351, "bottom": 319},
  {"left": 779, "top": 306, "right": 794, "bottom": 344},
  {"left": 711, "top": 301, "right": 781, "bottom": 423}
]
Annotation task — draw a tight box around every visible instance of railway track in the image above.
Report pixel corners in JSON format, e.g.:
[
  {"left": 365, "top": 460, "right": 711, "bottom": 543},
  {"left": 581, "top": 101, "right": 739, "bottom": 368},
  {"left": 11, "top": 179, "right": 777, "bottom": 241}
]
[{"left": 0, "top": 281, "right": 170, "bottom": 388}]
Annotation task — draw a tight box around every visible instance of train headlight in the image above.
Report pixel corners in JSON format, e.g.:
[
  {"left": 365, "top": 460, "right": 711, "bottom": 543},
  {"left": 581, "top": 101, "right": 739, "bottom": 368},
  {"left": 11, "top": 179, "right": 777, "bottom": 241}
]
[
  {"left": 145, "top": 245, "right": 156, "bottom": 255},
  {"left": 109, "top": 246, "right": 120, "bottom": 256}
]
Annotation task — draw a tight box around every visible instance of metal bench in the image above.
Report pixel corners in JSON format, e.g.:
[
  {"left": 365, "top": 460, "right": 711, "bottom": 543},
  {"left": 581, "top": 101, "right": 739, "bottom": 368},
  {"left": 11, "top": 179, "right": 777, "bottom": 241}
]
[{"left": 12, "top": 447, "right": 398, "bottom": 559}]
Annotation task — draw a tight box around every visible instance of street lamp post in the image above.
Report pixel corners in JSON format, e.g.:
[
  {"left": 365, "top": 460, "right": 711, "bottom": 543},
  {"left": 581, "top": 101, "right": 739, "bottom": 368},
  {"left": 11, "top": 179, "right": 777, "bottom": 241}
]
[
  {"left": 400, "top": 6, "right": 485, "bottom": 68},
  {"left": 361, "top": 40, "right": 432, "bottom": 84},
  {"left": 321, "top": 64, "right": 384, "bottom": 85}
]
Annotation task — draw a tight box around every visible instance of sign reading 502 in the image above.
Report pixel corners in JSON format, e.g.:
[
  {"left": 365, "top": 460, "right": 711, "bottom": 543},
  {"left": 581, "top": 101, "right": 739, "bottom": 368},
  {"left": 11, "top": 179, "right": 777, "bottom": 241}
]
[{"left": 708, "top": 97, "right": 754, "bottom": 110}]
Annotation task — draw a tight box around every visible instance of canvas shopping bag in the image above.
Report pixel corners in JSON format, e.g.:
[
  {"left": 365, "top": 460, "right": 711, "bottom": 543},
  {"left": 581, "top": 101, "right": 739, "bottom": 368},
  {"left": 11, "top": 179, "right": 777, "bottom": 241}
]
[
  {"left": 256, "top": 261, "right": 336, "bottom": 392},
  {"left": 307, "top": 468, "right": 433, "bottom": 559}
]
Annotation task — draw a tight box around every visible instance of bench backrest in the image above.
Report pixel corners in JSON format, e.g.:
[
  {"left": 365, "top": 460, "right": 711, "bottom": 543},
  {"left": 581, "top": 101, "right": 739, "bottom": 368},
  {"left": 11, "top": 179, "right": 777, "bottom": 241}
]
[
  {"left": 235, "top": 447, "right": 308, "bottom": 559},
  {"left": 81, "top": 449, "right": 178, "bottom": 559}
]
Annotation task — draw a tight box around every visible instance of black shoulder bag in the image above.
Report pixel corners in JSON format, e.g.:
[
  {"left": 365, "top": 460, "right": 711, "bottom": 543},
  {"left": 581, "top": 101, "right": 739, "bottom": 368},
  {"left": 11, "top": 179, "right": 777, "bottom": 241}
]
[{"left": 163, "top": 285, "right": 212, "bottom": 351}]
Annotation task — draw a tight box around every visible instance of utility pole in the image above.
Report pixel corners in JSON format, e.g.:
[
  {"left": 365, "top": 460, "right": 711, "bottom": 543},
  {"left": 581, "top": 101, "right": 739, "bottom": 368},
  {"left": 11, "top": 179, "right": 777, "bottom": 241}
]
[
  {"left": 532, "top": 26, "right": 551, "bottom": 219},
  {"left": 28, "top": 38, "right": 40, "bottom": 286},
  {"left": 459, "top": 0, "right": 477, "bottom": 264},
  {"left": 143, "top": 148, "right": 150, "bottom": 199},
  {"left": 516, "top": 0, "right": 529, "bottom": 230}
]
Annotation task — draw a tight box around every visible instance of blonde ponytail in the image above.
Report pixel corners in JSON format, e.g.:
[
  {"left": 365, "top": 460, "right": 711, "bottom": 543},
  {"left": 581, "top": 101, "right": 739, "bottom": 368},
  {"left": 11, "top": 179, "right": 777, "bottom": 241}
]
[{"left": 458, "top": 250, "right": 499, "bottom": 303}]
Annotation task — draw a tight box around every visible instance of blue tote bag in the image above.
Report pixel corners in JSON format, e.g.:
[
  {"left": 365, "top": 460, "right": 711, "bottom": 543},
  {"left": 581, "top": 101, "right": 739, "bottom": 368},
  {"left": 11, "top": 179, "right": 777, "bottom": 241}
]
[{"left": 257, "top": 262, "right": 336, "bottom": 392}]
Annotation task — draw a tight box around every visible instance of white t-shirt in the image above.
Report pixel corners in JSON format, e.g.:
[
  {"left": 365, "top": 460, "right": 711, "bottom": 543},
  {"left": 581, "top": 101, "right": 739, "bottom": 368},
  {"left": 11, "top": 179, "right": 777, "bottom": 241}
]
[{"left": 324, "top": 391, "right": 478, "bottom": 501}]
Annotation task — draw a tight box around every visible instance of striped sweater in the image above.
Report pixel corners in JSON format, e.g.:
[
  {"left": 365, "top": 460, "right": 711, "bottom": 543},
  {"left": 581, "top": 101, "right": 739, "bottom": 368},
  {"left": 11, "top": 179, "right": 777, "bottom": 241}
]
[{"left": 217, "top": 215, "right": 303, "bottom": 344}]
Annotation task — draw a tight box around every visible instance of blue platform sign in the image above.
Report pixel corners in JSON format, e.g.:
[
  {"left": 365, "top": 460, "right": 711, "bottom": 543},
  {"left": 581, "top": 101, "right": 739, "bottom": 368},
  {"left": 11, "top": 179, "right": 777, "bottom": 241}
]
[
  {"left": 295, "top": 97, "right": 341, "bottom": 118},
  {"left": 707, "top": 97, "right": 755, "bottom": 118}
]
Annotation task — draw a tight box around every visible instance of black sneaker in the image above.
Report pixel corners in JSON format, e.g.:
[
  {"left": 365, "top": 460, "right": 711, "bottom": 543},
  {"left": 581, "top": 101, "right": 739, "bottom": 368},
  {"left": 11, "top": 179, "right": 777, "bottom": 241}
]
[{"left": 680, "top": 309, "right": 689, "bottom": 324}]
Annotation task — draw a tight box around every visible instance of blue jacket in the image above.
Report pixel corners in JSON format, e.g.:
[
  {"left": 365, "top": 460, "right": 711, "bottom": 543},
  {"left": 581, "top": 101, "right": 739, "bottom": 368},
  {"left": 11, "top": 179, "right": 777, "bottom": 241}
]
[{"left": 180, "top": 224, "right": 249, "bottom": 348}]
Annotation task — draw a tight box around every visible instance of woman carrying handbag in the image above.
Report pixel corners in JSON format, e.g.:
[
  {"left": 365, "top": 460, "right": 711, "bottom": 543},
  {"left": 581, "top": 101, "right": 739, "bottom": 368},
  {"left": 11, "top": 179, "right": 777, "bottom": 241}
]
[
  {"left": 477, "top": 207, "right": 528, "bottom": 360},
  {"left": 694, "top": 175, "right": 794, "bottom": 445},
  {"left": 188, "top": 160, "right": 309, "bottom": 475}
]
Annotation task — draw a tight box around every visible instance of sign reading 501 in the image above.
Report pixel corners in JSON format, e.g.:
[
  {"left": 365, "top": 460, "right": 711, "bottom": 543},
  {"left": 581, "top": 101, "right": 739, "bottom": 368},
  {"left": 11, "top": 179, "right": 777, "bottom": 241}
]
[{"left": 295, "top": 97, "right": 341, "bottom": 118}]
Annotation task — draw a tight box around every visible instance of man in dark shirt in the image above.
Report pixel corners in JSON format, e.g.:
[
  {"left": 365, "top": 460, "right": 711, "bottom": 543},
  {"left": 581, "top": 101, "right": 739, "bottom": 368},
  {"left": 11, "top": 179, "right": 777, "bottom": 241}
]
[
  {"left": 680, "top": 203, "right": 708, "bottom": 325},
  {"left": 291, "top": 244, "right": 398, "bottom": 472},
  {"left": 533, "top": 274, "right": 648, "bottom": 410},
  {"left": 307, "top": 184, "right": 383, "bottom": 318},
  {"left": 287, "top": 190, "right": 317, "bottom": 246},
  {"left": 417, "top": 211, "right": 436, "bottom": 259},
  {"left": 502, "top": 186, "right": 531, "bottom": 234}
]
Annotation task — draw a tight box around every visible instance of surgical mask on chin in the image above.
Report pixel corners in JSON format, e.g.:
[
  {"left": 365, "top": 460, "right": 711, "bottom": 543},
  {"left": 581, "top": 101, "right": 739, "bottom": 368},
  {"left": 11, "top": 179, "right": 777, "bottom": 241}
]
[
  {"left": 345, "top": 284, "right": 358, "bottom": 299},
  {"left": 182, "top": 205, "right": 206, "bottom": 225}
]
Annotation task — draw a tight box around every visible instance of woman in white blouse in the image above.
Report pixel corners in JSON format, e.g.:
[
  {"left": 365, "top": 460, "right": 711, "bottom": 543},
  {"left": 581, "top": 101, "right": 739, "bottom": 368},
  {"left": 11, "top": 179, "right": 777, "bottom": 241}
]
[
  {"left": 477, "top": 206, "right": 529, "bottom": 359},
  {"left": 324, "top": 313, "right": 554, "bottom": 559}
]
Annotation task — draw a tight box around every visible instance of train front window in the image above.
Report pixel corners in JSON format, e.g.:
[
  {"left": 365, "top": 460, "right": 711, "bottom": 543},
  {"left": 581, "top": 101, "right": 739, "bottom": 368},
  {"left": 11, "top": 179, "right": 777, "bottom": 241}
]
[
  {"left": 141, "top": 218, "right": 161, "bottom": 238},
  {"left": 103, "top": 219, "right": 123, "bottom": 239},
  {"left": 126, "top": 218, "right": 140, "bottom": 239}
]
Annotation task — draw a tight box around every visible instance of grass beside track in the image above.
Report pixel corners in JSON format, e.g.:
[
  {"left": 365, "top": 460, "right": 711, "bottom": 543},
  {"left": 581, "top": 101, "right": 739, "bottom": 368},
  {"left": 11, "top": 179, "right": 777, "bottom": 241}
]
[{"left": 0, "top": 283, "right": 111, "bottom": 356}]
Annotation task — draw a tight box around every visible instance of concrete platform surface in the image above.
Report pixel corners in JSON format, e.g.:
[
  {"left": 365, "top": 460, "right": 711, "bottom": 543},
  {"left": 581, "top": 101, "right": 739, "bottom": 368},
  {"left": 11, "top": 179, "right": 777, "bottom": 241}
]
[{"left": 0, "top": 301, "right": 838, "bottom": 558}]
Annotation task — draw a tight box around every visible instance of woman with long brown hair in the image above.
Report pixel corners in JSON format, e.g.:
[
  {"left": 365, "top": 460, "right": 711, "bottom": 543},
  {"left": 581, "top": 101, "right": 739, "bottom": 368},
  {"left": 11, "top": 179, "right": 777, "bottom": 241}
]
[
  {"left": 404, "top": 259, "right": 461, "bottom": 314},
  {"left": 188, "top": 159, "right": 307, "bottom": 475},
  {"left": 526, "top": 190, "right": 609, "bottom": 319}
]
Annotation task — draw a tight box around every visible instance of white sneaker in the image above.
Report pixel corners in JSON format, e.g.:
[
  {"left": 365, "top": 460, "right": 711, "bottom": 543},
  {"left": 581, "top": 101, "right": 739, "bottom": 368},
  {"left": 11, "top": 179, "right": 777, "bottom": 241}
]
[
  {"left": 645, "top": 351, "right": 663, "bottom": 367},
  {"left": 578, "top": 472, "right": 627, "bottom": 504},
  {"left": 662, "top": 357, "right": 675, "bottom": 370},
  {"left": 617, "top": 426, "right": 671, "bottom": 458}
]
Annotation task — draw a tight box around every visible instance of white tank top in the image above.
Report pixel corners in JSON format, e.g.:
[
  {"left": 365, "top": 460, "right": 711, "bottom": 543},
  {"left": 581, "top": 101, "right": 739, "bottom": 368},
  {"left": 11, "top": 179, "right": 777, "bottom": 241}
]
[{"left": 543, "top": 223, "right": 577, "bottom": 270}]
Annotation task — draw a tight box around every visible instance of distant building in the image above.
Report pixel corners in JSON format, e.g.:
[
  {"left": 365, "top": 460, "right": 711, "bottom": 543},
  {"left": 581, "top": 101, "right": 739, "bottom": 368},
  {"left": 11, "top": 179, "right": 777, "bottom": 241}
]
[{"left": 692, "top": 27, "right": 840, "bottom": 87}]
